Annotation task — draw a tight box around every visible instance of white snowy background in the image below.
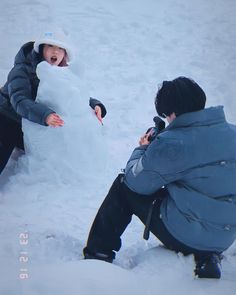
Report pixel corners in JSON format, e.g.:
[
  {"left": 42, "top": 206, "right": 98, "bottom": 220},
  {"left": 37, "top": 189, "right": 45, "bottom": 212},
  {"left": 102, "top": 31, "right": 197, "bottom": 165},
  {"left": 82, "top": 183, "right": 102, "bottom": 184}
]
[{"left": 0, "top": 0, "right": 236, "bottom": 294}]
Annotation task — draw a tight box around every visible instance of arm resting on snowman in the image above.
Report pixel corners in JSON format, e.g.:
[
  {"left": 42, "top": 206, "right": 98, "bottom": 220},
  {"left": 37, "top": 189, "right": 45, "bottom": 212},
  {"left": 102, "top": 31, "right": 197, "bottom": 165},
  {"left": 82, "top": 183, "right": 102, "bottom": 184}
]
[
  {"left": 89, "top": 97, "right": 107, "bottom": 118},
  {"left": 8, "top": 64, "right": 55, "bottom": 126}
]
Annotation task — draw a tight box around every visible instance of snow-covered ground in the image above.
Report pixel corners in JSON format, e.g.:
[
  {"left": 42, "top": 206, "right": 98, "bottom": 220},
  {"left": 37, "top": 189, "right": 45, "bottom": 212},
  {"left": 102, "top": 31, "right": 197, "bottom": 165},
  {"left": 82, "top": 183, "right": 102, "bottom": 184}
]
[{"left": 0, "top": 0, "right": 236, "bottom": 294}]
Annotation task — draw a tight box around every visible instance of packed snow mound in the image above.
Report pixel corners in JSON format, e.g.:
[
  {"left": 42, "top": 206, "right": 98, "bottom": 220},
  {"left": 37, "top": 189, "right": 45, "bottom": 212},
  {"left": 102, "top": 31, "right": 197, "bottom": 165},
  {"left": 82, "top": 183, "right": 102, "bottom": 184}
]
[
  {"left": 21, "top": 260, "right": 146, "bottom": 295},
  {"left": 35, "top": 61, "right": 87, "bottom": 117},
  {"left": 22, "top": 61, "right": 107, "bottom": 184}
]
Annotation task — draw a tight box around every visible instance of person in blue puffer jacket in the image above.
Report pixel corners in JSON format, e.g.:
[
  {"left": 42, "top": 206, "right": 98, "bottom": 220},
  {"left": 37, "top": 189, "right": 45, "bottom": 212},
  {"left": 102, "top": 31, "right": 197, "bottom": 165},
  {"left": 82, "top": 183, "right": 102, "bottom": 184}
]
[
  {"left": 83, "top": 77, "right": 236, "bottom": 279},
  {"left": 0, "top": 30, "right": 106, "bottom": 174}
]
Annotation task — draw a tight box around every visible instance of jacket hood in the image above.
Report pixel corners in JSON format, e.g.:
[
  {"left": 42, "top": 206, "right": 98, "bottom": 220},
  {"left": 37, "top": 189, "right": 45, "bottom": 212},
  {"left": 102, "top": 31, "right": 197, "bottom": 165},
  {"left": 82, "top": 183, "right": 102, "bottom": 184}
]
[{"left": 14, "top": 41, "right": 41, "bottom": 68}]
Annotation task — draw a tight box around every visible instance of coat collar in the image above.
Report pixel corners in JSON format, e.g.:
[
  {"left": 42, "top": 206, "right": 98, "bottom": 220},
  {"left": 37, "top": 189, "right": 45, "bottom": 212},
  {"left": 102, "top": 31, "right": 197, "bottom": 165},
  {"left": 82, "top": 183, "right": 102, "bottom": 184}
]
[{"left": 165, "top": 106, "right": 226, "bottom": 131}]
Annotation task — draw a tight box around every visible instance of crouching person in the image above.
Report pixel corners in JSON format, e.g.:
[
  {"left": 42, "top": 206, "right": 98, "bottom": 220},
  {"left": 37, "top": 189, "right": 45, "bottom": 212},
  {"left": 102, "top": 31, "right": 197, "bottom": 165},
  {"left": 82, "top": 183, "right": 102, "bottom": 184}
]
[{"left": 83, "top": 77, "right": 236, "bottom": 279}]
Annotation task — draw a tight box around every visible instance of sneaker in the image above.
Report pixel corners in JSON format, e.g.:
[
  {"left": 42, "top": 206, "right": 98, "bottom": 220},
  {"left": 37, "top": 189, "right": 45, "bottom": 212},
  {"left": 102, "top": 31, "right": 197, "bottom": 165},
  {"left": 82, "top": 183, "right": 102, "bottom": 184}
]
[
  {"left": 194, "top": 253, "right": 222, "bottom": 279},
  {"left": 83, "top": 247, "right": 115, "bottom": 263}
]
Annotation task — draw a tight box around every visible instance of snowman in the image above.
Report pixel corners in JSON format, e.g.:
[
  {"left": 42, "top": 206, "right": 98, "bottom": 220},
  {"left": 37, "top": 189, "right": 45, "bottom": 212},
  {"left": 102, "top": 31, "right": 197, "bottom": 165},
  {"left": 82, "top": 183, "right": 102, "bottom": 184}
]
[{"left": 22, "top": 61, "right": 107, "bottom": 184}]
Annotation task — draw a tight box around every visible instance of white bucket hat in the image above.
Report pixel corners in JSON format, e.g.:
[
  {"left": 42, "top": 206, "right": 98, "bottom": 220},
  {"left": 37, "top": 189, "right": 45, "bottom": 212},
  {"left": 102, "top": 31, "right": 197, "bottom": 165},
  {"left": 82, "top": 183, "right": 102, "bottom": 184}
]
[{"left": 34, "top": 29, "right": 74, "bottom": 63}]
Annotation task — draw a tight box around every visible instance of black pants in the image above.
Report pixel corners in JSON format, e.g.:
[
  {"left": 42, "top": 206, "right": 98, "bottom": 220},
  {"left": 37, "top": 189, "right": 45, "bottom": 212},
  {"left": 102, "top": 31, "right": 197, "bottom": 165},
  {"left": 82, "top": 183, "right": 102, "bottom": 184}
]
[
  {"left": 0, "top": 114, "right": 24, "bottom": 174},
  {"left": 84, "top": 174, "right": 217, "bottom": 259}
]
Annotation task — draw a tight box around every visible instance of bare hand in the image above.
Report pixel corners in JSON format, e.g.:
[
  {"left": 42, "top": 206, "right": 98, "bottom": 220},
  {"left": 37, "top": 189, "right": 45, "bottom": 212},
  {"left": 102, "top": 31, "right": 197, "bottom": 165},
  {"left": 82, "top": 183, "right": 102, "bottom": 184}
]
[
  {"left": 46, "top": 113, "right": 64, "bottom": 127},
  {"left": 94, "top": 106, "right": 103, "bottom": 125},
  {"left": 139, "top": 130, "right": 152, "bottom": 146}
]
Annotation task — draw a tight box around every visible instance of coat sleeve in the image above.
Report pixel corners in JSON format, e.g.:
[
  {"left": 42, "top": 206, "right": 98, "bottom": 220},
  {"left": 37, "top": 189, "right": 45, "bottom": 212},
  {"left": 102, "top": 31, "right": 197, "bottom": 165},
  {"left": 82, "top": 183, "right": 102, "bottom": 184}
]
[
  {"left": 7, "top": 64, "right": 55, "bottom": 126},
  {"left": 124, "top": 137, "right": 184, "bottom": 195},
  {"left": 89, "top": 97, "right": 107, "bottom": 118}
]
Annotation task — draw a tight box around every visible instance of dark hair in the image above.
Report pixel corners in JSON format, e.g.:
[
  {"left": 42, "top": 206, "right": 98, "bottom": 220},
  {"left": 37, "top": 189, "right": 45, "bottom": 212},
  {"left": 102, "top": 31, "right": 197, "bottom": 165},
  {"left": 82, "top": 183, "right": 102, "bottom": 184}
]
[
  {"left": 155, "top": 77, "right": 206, "bottom": 118},
  {"left": 38, "top": 44, "right": 44, "bottom": 61}
]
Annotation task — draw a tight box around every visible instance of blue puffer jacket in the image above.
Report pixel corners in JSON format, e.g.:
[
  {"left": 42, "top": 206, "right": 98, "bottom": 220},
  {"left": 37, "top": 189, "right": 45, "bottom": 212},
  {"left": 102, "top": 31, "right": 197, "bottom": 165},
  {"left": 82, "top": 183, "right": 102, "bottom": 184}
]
[
  {"left": 0, "top": 42, "right": 53, "bottom": 125},
  {"left": 124, "top": 106, "right": 236, "bottom": 252},
  {"left": 0, "top": 42, "right": 106, "bottom": 126}
]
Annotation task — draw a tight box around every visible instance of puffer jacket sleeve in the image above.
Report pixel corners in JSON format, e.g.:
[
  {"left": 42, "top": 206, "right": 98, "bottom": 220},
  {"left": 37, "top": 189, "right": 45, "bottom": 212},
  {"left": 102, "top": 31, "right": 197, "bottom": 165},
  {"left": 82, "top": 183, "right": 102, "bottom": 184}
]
[
  {"left": 124, "top": 136, "right": 184, "bottom": 195},
  {"left": 89, "top": 97, "right": 107, "bottom": 118},
  {"left": 7, "top": 64, "right": 54, "bottom": 126}
]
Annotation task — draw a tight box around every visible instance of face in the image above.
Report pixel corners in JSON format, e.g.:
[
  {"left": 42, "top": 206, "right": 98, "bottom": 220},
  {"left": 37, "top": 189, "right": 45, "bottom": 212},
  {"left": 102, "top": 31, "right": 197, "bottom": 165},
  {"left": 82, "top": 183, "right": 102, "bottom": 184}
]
[
  {"left": 43, "top": 44, "right": 66, "bottom": 66},
  {"left": 166, "top": 112, "right": 176, "bottom": 123}
]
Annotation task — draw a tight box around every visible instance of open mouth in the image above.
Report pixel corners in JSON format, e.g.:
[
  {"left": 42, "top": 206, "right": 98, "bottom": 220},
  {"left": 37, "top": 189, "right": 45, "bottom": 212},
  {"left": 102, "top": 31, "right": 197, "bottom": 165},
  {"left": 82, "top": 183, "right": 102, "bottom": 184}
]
[{"left": 50, "top": 56, "right": 58, "bottom": 63}]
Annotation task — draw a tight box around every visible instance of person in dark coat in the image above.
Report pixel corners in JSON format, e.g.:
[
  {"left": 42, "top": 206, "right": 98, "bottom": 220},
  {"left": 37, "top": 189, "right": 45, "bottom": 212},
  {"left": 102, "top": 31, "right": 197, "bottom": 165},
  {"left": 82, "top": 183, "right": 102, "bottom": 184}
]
[
  {"left": 83, "top": 77, "right": 236, "bottom": 279},
  {"left": 0, "top": 30, "right": 106, "bottom": 174}
]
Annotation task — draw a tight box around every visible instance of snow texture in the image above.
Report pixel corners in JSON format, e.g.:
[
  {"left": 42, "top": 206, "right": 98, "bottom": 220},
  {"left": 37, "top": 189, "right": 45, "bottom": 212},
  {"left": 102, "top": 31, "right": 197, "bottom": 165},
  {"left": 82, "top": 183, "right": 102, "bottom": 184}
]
[
  {"left": 0, "top": 0, "right": 236, "bottom": 294},
  {"left": 22, "top": 61, "right": 107, "bottom": 186}
]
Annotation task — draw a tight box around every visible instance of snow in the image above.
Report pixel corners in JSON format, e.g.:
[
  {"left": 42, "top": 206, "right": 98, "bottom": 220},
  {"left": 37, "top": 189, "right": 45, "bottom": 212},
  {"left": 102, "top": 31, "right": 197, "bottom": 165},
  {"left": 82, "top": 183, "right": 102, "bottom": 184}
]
[
  {"left": 22, "top": 61, "right": 107, "bottom": 185},
  {"left": 0, "top": 0, "right": 236, "bottom": 294}
]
